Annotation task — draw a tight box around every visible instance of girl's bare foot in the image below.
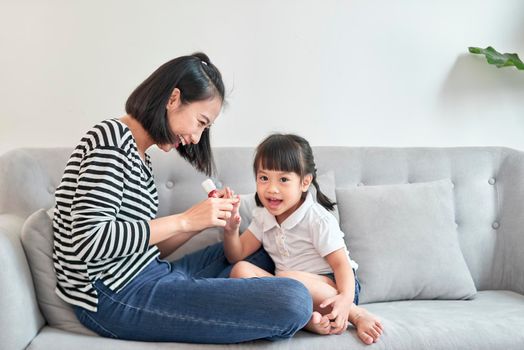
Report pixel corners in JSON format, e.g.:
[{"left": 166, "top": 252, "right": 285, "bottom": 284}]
[
  {"left": 304, "top": 311, "right": 331, "bottom": 335},
  {"left": 349, "top": 306, "right": 384, "bottom": 344}
]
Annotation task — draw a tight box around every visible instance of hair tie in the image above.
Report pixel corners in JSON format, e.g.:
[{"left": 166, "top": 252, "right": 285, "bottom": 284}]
[{"left": 201, "top": 60, "right": 208, "bottom": 66}]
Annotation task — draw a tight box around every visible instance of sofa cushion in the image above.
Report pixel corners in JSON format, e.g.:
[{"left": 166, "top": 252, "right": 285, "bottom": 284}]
[
  {"left": 337, "top": 179, "right": 477, "bottom": 304},
  {"left": 27, "top": 291, "right": 524, "bottom": 350},
  {"left": 20, "top": 209, "right": 96, "bottom": 335}
]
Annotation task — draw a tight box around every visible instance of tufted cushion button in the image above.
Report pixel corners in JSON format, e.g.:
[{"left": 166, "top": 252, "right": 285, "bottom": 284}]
[
  {"left": 165, "top": 180, "right": 174, "bottom": 189},
  {"left": 357, "top": 182, "right": 364, "bottom": 187},
  {"left": 492, "top": 221, "right": 500, "bottom": 229},
  {"left": 48, "top": 186, "right": 55, "bottom": 194},
  {"left": 488, "top": 178, "right": 496, "bottom": 185}
]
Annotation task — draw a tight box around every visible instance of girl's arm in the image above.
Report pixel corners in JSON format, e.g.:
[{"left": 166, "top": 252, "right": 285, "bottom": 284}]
[
  {"left": 222, "top": 188, "right": 262, "bottom": 263},
  {"left": 322, "top": 248, "right": 356, "bottom": 333},
  {"left": 223, "top": 228, "right": 262, "bottom": 264},
  {"left": 325, "top": 248, "right": 355, "bottom": 300}
]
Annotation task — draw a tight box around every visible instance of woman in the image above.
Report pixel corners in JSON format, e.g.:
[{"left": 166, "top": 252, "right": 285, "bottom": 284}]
[{"left": 52, "top": 53, "right": 312, "bottom": 343}]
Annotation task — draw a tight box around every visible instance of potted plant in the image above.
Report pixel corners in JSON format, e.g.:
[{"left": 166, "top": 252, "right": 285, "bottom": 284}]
[{"left": 468, "top": 46, "right": 523, "bottom": 70}]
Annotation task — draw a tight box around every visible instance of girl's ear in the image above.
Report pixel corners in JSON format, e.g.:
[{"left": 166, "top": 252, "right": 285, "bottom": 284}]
[
  {"left": 166, "top": 88, "right": 181, "bottom": 110},
  {"left": 301, "top": 174, "right": 313, "bottom": 192}
]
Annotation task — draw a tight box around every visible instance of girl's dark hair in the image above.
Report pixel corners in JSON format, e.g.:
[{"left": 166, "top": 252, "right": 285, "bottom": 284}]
[
  {"left": 253, "top": 133, "right": 336, "bottom": 211},
  {"left": 125, "top": 52, "right": 225, "bottom": 176}
]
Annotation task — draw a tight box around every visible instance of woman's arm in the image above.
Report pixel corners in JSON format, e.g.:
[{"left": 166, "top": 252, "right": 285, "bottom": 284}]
[
  {"left": 70, "top": 147, "right": 151, "bottom": 262},
  {"left": 72, "top": 148, "right": 238, "bottom": 262},
  {"left": 152, "top": 219, "right": 197, "bottom": 258},
  {"left": 150, "top": 196, "right": 240, "bottom": 257}
]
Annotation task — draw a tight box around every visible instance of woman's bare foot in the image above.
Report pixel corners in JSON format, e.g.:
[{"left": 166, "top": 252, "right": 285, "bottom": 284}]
[
  {"left": 349, "top": 306, "right": 384, "bottom": 344},
  {"left": 304, "top": 311, "right": 331, "bottom": 335}
]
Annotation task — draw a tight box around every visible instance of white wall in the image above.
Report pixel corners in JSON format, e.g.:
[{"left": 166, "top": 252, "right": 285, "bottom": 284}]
[{"left": 1, "top": 0, "right": 524, "bottom": 154}]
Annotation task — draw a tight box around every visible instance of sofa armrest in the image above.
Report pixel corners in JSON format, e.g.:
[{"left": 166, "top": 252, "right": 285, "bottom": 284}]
[
  {"left": 0, "top": 214, "right": 45, "bottom": 350},
  {"left": 495, "top": 152, "right": 524, "bottom": 294}
]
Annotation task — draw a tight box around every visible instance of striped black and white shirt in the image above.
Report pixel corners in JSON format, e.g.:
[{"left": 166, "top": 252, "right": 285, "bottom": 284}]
[{"left": 53, "top": 119, "right": 160, "bottom": 311}]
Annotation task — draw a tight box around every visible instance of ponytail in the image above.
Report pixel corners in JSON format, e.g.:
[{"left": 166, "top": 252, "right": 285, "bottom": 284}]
[{"left": 311, "top": 175, "right": 336, "bottom": 211}]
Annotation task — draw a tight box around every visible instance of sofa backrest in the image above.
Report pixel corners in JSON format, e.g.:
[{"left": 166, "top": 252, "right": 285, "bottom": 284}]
[{"left": 2, "top": 146, "right": 524, "bottom": 293}]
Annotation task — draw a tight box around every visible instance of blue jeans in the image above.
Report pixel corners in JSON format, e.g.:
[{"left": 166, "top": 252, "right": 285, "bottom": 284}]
[{"left": 74, "top": 243, "right": 313, "bottom": 343}]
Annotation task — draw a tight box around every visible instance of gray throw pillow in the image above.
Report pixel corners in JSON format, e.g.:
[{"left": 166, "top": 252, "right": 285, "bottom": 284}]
[
  {"left": 337, "top": 179, "right": 477, "bottom": 304},
  {"left": 21, "top": 209, "right": 96, "bottom": 335}
]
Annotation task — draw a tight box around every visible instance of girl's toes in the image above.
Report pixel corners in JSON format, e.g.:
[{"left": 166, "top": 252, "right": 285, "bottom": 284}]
[
  {"left": 358, "top": 331, "right": 374, "bottom": 345},
  {"left": 310, "top": 311, "right": 322, "bottom": 324}
]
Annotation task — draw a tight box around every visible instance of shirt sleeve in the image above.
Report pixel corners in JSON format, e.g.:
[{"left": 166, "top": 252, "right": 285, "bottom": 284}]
[
  {"left": 312, "top": 215, "right": 347, "bottom": 258},
  {"left": 247, "top": 207, "right": 264, "bottom": 242},
  {"left": 70, "top": 146, "right": 150, "bottom": 262}
]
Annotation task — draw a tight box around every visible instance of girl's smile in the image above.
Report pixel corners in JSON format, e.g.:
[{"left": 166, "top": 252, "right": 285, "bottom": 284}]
[{"left": 266, "top": 197, "right": 284, "bottom": 210}]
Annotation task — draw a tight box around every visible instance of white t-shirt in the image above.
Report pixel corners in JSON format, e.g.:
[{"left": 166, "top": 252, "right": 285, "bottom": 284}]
[{"left": 247, "top": 192, "right": 358, "bottom": 274}]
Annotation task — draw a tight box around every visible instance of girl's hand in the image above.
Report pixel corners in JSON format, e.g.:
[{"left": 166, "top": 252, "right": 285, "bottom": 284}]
[
  {"left": 320, "top": 293, "right": 353, "bottom": 335},
  {"left": 215, "top": 188, "right": 228, "bottom": 198},
  {"left": 223, "top": 187, "right": 241, "bottom": 233},
  {"left": 180, "top": 195, "right": 239, "bottom": 232}
]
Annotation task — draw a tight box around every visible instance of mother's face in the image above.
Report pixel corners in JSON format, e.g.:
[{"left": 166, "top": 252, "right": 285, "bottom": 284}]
[{"left": 160, "top": 88, "right": 222, "bottom": 152}]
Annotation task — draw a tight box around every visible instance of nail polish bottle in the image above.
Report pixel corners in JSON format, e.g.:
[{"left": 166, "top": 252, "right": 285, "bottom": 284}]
[{"left": 201, "top": 179, "right": 218, "bottom": 198}]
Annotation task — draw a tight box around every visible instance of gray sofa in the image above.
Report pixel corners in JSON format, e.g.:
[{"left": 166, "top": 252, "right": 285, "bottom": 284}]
[{"left": 2, "top": 146, "right": 524, "bottom": 350}]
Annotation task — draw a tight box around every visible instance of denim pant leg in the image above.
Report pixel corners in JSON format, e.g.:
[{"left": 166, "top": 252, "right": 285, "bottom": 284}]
[
  {"left": 170, "top": 242, "right": 275, "bottom": 278},
  {"left": 75, "top": 258, "right": 312, "bottom": 343},
  {"left": 74, "top": 244, "right": 307, "bottom": 343},
  {"left": 354, "top": 269, "right": 361, "bottom": 305}
]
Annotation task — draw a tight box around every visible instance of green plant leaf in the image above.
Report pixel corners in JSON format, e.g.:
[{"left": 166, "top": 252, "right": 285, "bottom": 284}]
[{"left": 468, "top": 46, "right": 524, "bottom": 70}]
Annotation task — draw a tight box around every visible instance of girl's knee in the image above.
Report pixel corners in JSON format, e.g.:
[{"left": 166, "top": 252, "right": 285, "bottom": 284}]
[
  {"left": 275, "top": 270, "right": 292, "bottom": 278},
  {"left": 229, "top": 261, "right": 253, "bottom": 278}
]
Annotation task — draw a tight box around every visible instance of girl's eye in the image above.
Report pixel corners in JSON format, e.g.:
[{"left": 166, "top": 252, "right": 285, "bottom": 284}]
[
  {"left": 259, "top": 176, "right": 268, "bottom": 181},
  {"left": 199, "top": 120, "right": 207, "bottom": 128},
  {"left": 280, "top": 177, "right": 289, "bottom": 183}
]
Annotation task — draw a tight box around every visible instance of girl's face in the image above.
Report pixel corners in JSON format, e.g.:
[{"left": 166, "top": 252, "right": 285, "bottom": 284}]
[
  {"left": 159, "top": 88, "right": 222, "bottom": 152},
  {"left": 256, "top": 167, "right": 312, "bottom": 224}
]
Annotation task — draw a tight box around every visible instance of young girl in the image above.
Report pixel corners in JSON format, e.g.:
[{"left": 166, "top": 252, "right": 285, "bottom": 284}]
[{"left": 223, "top": 133, "right": 384, "bottom": 344}]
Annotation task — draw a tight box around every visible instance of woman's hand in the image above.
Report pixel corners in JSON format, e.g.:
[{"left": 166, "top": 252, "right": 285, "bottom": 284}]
[
  {"left": 320, "top": 293, "right": 353, "bottom": 335},
  {"left": 179, "top": 195, "right": 239, "bottom": 232}
]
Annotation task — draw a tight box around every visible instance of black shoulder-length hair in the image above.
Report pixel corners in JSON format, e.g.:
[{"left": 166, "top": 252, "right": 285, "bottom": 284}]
[
  {"left": 125, "top": 52, "right": 225, "bottom": 176},
  {"left": 253, "top": 133, "right": 336, "bottom": 211}
]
